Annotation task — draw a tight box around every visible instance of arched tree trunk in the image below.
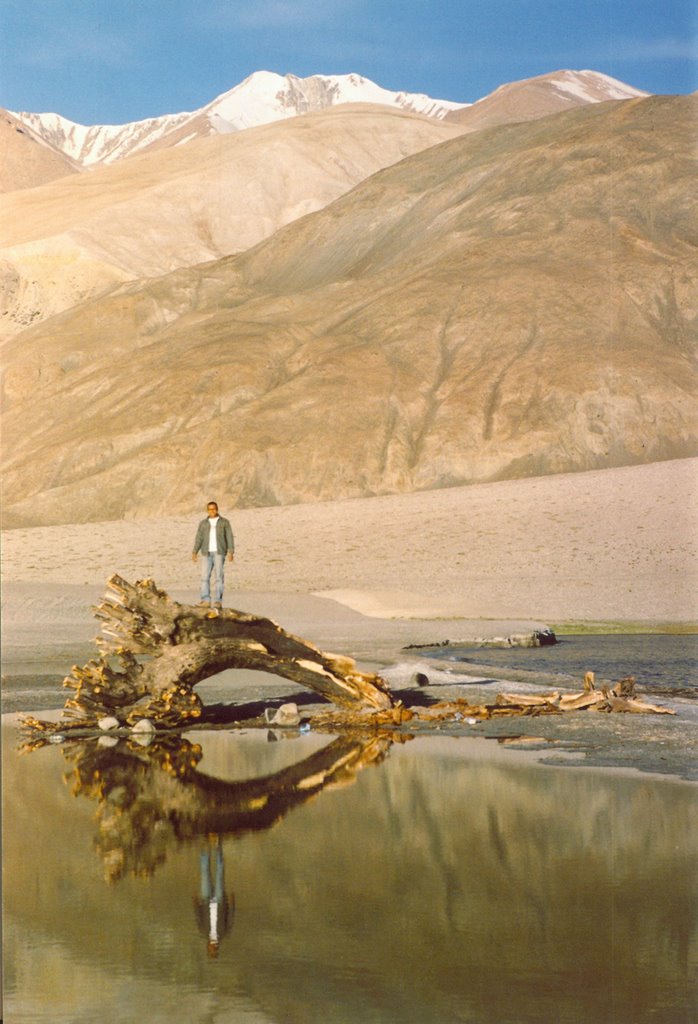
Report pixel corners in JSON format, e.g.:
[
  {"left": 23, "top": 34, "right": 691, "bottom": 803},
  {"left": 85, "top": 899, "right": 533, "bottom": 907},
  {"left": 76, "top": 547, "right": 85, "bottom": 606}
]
[{"left": 61, "top": 575, "right": 394, "bottom": 727}]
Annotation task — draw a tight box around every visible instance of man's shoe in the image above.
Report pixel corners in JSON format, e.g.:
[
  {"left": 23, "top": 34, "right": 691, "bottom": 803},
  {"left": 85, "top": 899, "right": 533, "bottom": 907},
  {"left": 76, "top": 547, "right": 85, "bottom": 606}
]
[
  {"left": 213, "top": 601, "right": 223, "bottom": 609},
  {"left": 198, "top": 600, "right": 210, "bottom": 607}
]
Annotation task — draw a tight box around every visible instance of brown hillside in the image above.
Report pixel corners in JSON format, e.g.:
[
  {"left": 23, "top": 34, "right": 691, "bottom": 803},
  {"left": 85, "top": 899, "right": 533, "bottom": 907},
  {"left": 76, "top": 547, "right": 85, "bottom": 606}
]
[
  {"left": 0, "top": 105, "right": 464, "bottom": 335},
  {"left": 2, "top": 95, "right": 696, "bottom": 526}
]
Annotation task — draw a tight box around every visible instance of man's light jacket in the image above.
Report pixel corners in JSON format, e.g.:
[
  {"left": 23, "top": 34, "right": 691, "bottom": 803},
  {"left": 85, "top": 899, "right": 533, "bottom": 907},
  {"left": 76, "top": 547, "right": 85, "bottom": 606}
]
[{"left": 193, "top": 517, "right": 235, "bottom": 556}]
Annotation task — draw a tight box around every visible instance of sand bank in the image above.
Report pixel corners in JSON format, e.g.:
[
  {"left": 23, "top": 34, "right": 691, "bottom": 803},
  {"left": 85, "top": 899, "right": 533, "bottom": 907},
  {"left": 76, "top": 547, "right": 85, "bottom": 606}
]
[
  {"left": 2, "top": 459, "right": 697, "bottom": 625},
  {"left": 3, "top": 458, "right": 696, "bottom": 694},
  {"left": 4, "top": 458, "right": 696, "bottom": 680}
]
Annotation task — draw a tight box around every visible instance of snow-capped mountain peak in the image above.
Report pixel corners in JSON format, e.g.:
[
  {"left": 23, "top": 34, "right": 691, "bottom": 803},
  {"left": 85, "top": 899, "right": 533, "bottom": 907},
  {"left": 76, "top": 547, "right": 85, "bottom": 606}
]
[
  {"left": 200, "top": 71, "right": 466, "bottom": 131},
  {"left": 10, "top": 68, "right": 647, "bottom": 169},
  {"left": 483, "top": 69, "right": 648, "bottom": 107},
  {"left": 9, "top": 108, "right": 195, "bottom": 167},
  {"left": 10, "top": 72, "right": 466, "bottom": 167}
]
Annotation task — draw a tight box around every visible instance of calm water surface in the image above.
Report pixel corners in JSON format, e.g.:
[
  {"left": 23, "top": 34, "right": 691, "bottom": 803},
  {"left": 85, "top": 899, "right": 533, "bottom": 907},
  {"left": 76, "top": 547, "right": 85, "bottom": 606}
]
[
  {"left": 424, "top": 633, "right": 698, "bottom": 695},
  {"left": 3, "top": 721, "right": 697, "bottom": 1024}
]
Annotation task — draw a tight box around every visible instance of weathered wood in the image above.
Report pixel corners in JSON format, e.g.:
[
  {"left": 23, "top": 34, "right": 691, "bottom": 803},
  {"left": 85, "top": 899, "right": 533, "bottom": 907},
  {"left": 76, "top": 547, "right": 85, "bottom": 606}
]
[
  {"left": 58, "top": 575, "right": 393, "bottom": 727},
  {"left": 496, "top": 692, "right": 562, "bottom": 707},
  {"left": 308, "top": 672, "right": 675, "bottom": 730},
  {"left": 20, "top": 577, "right": 674, "bottom": 736}
]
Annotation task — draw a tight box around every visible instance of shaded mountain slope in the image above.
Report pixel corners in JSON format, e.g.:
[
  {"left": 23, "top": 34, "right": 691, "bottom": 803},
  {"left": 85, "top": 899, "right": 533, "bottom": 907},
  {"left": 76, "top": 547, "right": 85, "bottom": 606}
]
[
  {"left": 2, "top": 95, "right": 696, "bottom": 526},
  {"left": 0, "top": 109, "right": 80, "bottom": 193},
  {"left": 0, "top": 105, "right": 464, "bottom": 336}
]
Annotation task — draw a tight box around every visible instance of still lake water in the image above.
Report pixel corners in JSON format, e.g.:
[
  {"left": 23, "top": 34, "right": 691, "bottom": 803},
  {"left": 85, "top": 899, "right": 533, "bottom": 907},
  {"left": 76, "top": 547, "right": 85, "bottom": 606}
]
[
  {"left": 422, "top": 633, "right": 698, "bottom": 696},
  {"left": 3, "top": 721, "right": 697, "bottom": 1024}
]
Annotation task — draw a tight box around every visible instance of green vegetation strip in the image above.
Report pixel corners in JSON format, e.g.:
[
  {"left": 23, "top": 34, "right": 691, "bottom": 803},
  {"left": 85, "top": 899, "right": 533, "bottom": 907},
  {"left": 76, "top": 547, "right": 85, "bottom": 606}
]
[{"left": 550, "top": 621, "right": 698, "bottom": 636}]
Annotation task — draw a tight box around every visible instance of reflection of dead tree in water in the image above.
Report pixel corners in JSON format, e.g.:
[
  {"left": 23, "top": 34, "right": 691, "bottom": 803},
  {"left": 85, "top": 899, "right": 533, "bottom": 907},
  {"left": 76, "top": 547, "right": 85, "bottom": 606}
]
[
  {"left": 53, "top": 575, "right": 393, "bottom": 728},
  {"left": 58, "top": 733, "right": 393, "bottom": 882}
]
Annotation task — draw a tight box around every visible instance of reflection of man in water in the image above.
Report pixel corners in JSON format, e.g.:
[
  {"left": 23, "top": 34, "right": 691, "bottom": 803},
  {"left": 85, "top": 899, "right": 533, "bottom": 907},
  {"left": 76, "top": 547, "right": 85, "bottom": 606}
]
[{"left": 194, "top": 836, "right": 234, "bottom": 957}]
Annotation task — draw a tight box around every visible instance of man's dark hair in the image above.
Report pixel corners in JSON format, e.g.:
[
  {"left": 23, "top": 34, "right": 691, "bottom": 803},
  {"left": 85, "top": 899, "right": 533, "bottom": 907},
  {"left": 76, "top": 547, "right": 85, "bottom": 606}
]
[{"left": 207, "top": 501, "right": 218, "bottom": 510}]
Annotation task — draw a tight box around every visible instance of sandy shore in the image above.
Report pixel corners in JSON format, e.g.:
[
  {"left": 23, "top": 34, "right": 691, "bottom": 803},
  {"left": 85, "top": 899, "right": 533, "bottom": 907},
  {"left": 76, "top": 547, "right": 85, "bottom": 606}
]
[{"left": 3, "top": 458, "right": 696, "bottom": 622}]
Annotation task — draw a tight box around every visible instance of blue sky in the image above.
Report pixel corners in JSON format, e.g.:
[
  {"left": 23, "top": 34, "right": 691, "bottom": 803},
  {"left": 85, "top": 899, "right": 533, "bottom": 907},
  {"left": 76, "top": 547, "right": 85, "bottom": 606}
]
[{"left": 1, "top": 0, "right": 695, "bottom": 124}]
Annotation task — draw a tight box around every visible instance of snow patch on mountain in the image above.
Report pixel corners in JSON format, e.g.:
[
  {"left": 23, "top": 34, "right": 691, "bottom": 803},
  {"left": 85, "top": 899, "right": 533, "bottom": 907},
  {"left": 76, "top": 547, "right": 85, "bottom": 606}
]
[
  {"left": 479, "top": 68, "right": 648, "bottom": 110},
  {"left": 549, "top": 69, "right": 647, "bottom": 103},
  {"left": 10, "top": 109, "right": 194, "bottom": 166},
  {"left": 202, "top": 71, "right": 466, "bottom": 128}
]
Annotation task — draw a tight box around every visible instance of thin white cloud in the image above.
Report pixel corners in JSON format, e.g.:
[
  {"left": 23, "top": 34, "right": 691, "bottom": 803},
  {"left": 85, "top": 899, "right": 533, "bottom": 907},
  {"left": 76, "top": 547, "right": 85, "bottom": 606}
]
[
  {"left": 22, "top": 26, "right": 137, "bottom": 70},
  {"left": 550, "top": 34, "right": 697, "bottom": 71},
  {"left": 199, "top": 0, "right": 365, "bottom": 30},
  {"left": 608, "top": 37, "right": 697, "bottom": 63}
]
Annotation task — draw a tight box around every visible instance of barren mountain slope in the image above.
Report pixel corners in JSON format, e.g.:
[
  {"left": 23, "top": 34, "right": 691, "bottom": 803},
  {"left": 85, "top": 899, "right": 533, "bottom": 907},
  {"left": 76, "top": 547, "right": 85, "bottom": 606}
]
[
  {"left": 2, "top": 95, "right": 696, "bottom": 527},
  {"left": 0, "top": 109, "right": 79, "bottom": 193},
  {"left": 0, "top": 105, "right": 464, "bottom": 336}
]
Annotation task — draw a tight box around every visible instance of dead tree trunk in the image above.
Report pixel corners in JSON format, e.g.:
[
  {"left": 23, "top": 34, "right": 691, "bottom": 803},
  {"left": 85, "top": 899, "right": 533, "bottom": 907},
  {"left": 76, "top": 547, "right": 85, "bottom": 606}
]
[{"left": 61, "top": 575, "right": 394, "bottom": 727}]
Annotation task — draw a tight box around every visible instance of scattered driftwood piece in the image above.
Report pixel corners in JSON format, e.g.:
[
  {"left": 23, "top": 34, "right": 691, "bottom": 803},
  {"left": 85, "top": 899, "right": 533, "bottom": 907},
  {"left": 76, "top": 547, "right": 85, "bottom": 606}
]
[
  {"left": 496, "top": 692, "right": 561, "bottom": 707},
  {"left": 492, "top": 674, "right": 675, "bottom": 717},
  {"left": 558, "top": 691, "right": 607, "bottom": 711},
  {"left": 309, "top": 702, "right": 417, "bottom": 732},
  {"left": 54, "top": 575, "right": 393, "bottom": 729},
  {"left": 307, "top": 698, "right": 559, "bottom": 733},
  {"left": 307, "top": 675, "right": 675, "bottom": 733},
  {"left": 605, "top": 695, "right": 676, "bottom": 715},
  {"left": 404, "top": 628, "right": 557, "bottom": 650}
]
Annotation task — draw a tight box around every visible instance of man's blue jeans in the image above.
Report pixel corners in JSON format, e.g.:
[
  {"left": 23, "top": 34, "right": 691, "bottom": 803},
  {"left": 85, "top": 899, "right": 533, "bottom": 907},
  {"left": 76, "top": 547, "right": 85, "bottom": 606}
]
[
  {"left": 200, "top": 552, "right": 225, "bottom": 603},
  {"left": 199, "top": 845, "right": 224, "bottom": 903}
]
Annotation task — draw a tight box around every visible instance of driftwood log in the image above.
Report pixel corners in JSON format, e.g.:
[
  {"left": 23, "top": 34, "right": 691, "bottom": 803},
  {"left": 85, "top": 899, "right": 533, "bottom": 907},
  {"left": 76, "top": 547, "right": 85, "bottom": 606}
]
[
  {"left": 58, "top": 574, "right": 393, "bottom": 728},
  {"left": 19, "top": 576, "right": 674, "bottom": 738}
]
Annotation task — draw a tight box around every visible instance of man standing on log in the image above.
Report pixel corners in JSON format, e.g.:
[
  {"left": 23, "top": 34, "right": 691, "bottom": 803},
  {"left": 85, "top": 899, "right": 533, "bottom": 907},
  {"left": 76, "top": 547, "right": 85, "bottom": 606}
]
[{"left": 192, "top": 501, "right": 235, "bottom": 608}]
